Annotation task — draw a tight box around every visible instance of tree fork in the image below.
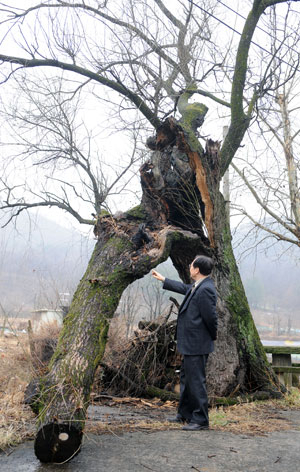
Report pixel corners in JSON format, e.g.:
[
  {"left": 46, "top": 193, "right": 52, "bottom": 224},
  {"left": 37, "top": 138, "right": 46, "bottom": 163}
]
[{"left": 31, "top": 118, "right": 281, "bottom": 463}]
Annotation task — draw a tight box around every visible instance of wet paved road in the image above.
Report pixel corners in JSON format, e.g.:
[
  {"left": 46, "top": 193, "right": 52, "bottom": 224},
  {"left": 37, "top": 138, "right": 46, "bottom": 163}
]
[{"left": 1, "top": 410, "right": 300, "bottom": 472}]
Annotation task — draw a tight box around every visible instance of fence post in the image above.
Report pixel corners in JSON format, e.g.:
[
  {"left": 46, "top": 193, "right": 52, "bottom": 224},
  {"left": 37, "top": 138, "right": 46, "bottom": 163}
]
[{"left": 272, "top": 353, "right": 292, "bottom": 387}]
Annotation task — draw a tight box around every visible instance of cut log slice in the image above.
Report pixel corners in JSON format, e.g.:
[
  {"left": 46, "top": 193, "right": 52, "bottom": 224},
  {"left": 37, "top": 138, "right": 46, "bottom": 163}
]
[{"left": 34, "top": 423, "right": 82, "bottom": 463}]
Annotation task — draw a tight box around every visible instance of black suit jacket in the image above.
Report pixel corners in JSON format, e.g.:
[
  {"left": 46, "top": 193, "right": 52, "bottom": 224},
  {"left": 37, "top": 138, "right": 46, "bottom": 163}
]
[{"left": 163, "top": 276, "right": 217, "bottom": 355}]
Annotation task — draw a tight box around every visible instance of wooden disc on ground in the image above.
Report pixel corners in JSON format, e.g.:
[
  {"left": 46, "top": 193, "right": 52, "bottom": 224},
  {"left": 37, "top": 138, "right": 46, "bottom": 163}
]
[{"left": 34, "top": 423, "right": 82, "bottom": 463}]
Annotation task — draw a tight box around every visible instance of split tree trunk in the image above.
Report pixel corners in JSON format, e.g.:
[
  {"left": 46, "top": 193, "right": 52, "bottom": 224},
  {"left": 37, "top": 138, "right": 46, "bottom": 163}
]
[
  {"left": 140, "top": 118, "right": 279, "bottom": 397},
  {"left": 32, "top": 208, "right": 201, "bottom": 462},
  {"left": 32, "top": 117, "right": 280, "bottom": 463}
]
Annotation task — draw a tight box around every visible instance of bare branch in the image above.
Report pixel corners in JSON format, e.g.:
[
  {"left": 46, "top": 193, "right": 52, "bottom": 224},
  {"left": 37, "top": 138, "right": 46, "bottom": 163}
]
[
  {"left": 231, "top": 203, "right": 300, "bottom": 247},
  {"left": 231, "top": 162, "right": 299, "bottom": 238},
  {"left": 0, "top": 54, "right": 161, "bottom": 128}
]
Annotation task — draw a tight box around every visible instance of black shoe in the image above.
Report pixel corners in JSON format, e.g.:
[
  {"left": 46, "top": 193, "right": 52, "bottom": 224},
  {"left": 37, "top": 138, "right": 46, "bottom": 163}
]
[
  {"left": 167, "top": 414, "right": 187, "bottom": 424},
  {"left": 182, "top": 422, "right": 209, "bottom": 431}
]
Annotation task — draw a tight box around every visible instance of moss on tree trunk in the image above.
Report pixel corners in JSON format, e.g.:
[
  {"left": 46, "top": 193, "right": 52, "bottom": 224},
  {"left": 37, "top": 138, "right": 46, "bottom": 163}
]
[
  {"left": 34, "top": 232, "right": 136, "bottom": 462},
  {"left": 33, "top": 211, "right": 203, "bottom": 462}
]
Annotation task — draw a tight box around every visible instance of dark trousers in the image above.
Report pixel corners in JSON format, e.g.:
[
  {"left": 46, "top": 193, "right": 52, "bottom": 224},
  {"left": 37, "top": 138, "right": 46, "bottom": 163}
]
[{"left": 178, "top": 354, "right": 209, "bottom": 425}]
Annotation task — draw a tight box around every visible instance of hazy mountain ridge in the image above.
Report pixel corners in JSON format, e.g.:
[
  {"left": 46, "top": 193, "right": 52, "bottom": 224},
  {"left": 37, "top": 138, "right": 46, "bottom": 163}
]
[
  {"left": 1, "top": 214, "right": 300, "bottom": 325},
  {"left": 0, "top": 214, "right": 94, "bottom": 314}
]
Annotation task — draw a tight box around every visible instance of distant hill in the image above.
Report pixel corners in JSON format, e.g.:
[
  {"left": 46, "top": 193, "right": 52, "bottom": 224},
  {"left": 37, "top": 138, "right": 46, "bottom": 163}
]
[
  {"left": 1, "top": 214, "right": 300, "bottom": 326},
  {"left": 0, "top": 213, "right": 94, "bottom": 315},
  {"left": 233, "top": 227, "right": 300, "bottom": 314}
]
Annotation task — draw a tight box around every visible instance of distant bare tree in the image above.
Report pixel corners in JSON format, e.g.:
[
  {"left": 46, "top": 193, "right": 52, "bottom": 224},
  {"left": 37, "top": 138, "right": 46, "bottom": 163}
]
[
  {"left": 231, "top": 6, "right": 300, "bottom": 254},
  {"left": 0, "top": 301, "right": 9, "bottom": 336},
  {"left": 141, "top": 281, "right": 170, "bottom": 321},
  {"left": 117, "top": 283, "right": 141, "bottom": 338},
  {"left": 0, "top": 75, "right": 143, "bottom": 228}
]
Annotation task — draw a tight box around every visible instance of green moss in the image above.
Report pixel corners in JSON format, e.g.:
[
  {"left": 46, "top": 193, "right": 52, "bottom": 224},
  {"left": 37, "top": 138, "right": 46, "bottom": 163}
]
[
  {"left": 222, "top": 222, "right": 267, "bottom": 365},
  {"left": 177, "top": 85, "right": 208, "bottom": 152},
  {"left": 100, "top": 209, "right": 110, "bottom": 216},
  {"left": 94, "top": 319, "right": 109, "bottom": 367},
  {"left": 182, "top": 103, "right": 208, "bottom": 126},
  {"left": 95, "top": 236, "right": 133, "bottom": 268},
  {"left": 106, "top": 236, "right": 132, "bottom": 253},
  {"left": 35, "top": 376, "right": 53, "bottom": 422},
  {"left": 184, "top": 126, "right": 204, "bottom": 153},
  {"left": 126, "top": 204, "right": 147, "bottom": 220}
]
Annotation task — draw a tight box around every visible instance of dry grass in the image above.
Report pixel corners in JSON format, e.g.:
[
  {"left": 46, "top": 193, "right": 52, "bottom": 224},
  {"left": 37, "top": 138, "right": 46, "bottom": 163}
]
[
  {"left": 84, "top": 390, "right": 300, "bottom": 437},
  {"left": 0, "top": 334, "right": 36, "bottom": 452},
  {"left": 1, "top": 331, "right": 300, "bottom": 452},
  {"left": 210, "top": 400, "right": 292, "bottom": 435},
  {"left": 28, "top": 322, "right": 60, "bottom": 371},
  {"left": 0, "top": 323, "right": 62, "bottom": 452},
  {"left": 86, "top": 417, "right": 182, "bottom": 436}
]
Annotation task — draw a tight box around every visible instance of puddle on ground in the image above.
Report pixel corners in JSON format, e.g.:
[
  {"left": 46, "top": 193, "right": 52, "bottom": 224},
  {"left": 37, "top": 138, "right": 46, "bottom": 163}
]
[{"left": 1, "top": 435, "right": 103, "bottom": 471}]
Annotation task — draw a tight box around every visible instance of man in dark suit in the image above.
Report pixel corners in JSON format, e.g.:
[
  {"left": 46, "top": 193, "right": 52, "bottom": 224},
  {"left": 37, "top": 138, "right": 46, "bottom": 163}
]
[{"left": 152, "top": 255, "right": 217, "bottom": 431}]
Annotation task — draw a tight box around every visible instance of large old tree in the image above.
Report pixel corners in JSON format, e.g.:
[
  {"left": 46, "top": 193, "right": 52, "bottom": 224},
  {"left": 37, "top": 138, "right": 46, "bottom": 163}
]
[{"left": 0, "top": 0, "right": 298, "bottom": 463}]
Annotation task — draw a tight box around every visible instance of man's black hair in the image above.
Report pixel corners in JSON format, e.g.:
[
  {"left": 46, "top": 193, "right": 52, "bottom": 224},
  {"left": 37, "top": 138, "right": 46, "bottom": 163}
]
[{"left": 192, "top": 255, "right": 213, "bottom": 276}]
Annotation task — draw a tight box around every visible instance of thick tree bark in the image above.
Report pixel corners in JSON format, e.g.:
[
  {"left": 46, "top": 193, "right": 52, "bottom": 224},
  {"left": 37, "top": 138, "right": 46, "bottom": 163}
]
[{"left": 32, "top": 117, "right": 280, "bottom": 463}]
